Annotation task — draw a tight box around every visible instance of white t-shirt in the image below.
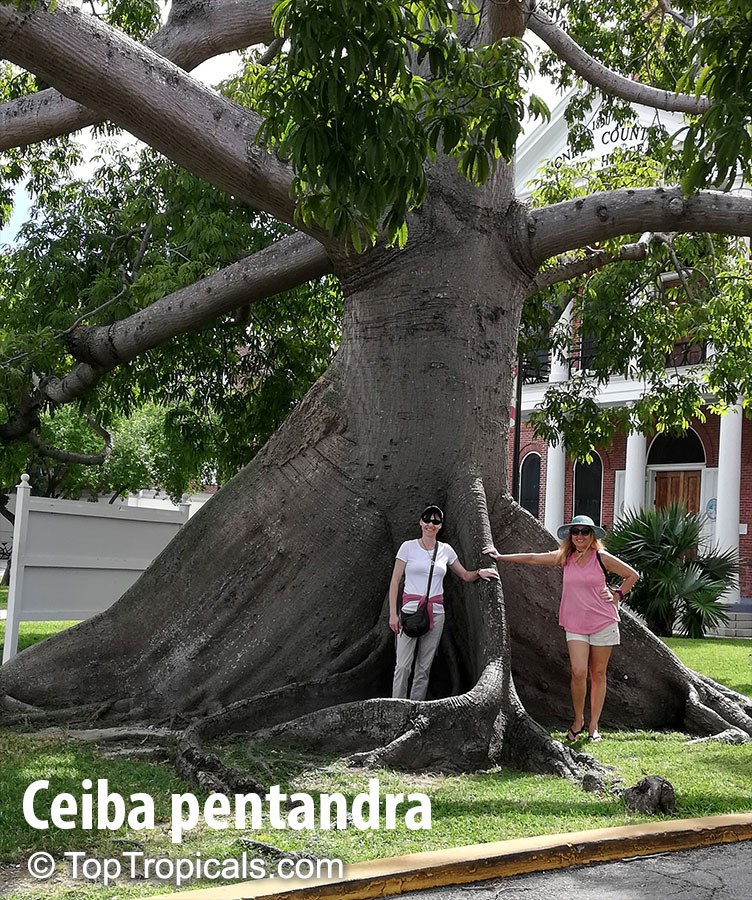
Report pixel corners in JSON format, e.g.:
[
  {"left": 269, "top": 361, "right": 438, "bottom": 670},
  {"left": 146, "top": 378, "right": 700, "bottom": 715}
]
[{"left": 396, "top": 539, "right": 458, "bottom": 615}]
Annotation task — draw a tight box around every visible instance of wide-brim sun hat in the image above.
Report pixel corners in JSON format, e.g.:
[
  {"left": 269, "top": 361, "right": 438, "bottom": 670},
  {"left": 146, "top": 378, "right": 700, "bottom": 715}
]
[{"left": 557, "top": 514, "right": 605, "bottom": 541}]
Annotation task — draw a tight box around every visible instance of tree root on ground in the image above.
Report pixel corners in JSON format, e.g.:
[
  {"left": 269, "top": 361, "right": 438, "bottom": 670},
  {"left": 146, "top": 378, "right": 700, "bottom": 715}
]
[
  {"left": 685, "top": 728, "right": 750, "bottom": 745},
  {"left": 175, "top": 652, "right": 391, "bottom": 795},
  {"left": 0, "top": 698, "right": 136, "bottom": 728},
  {"left": 684, "top": 679, "right": 752, "bottom": 737},
  {"left": 693, "top": 672, "right": 752, "bottom": 717},
  {"left": 20, "top": 726, "right": 178, "bottom": 744}
]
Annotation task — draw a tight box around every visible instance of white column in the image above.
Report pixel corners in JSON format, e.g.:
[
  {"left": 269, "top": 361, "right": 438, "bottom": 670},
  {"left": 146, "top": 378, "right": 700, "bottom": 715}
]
[
  {"left": 620, "top": 430, "right": 647, "bottom": 520},
  {"left": 716, "top": 404, "right": 743, "bottom": 603},
  {"left": 3, "top": 473, "right": 31, "bottom": 664},
  {"left": 544, "top": 440, "right": 566, "bottom": 536},
  {"left": 543, "top": 304, "right": 572, "bottom": 536}
]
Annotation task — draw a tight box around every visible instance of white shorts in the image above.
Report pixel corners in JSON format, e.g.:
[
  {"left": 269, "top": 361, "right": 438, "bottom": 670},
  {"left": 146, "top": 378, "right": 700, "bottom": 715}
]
[{"left": 566, "top": 622, "right": 620, "bottom": 646}]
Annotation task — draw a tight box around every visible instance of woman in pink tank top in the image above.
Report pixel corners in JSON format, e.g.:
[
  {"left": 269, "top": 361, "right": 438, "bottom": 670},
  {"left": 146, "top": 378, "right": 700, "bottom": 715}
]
[{"left": 486, "top": 514, "right": 640, "bottom": 743}]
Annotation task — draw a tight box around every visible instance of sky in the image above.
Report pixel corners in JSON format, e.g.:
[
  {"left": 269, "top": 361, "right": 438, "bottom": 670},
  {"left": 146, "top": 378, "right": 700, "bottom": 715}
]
[{"left": 0, "top": 193, "right": 29, "bottom": 246}]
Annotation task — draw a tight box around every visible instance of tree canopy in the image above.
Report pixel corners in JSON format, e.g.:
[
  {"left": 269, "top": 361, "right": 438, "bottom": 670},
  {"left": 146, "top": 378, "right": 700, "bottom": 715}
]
[{"left": 1, "top": 0, "right": 751, "bottom": 467}]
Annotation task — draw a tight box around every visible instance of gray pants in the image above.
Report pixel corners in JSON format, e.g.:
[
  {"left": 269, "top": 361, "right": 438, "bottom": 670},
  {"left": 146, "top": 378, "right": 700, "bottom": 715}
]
[{"left": 392, "top": 615, "right": 445, "bottom": 700}]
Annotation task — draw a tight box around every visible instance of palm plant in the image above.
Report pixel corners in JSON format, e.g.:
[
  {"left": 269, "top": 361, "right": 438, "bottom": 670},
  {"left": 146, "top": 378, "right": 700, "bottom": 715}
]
[{"left": 605, "top": 503, "right": 739, "bottom": 638}]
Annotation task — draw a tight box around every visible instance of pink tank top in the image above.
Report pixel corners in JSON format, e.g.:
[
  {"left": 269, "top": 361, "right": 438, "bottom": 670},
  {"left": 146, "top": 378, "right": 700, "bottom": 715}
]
[{"left": 559, "top": 551, "right": 620, "bottom": 634}]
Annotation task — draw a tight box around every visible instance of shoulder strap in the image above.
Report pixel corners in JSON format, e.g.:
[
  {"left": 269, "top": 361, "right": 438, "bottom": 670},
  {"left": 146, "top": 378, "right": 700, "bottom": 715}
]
[
  {"left": 424, "top": 542, "right": 439, "bottom": 600},
  {"left": 596, "top": 550, "right": 613, "bottom": 585}
]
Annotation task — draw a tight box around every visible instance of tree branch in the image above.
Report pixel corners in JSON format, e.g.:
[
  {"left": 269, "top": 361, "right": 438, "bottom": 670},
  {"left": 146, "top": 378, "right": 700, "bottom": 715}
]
[
  {"left": 258, "top": 36, "right": 284, "bottom": 66},
  {"left": 0, "top": 233, "right": 332, "bottom": 444},
  {"left": 0, "top": 494, "right": 14, "bottom": 526},
  {"left": 488, "top": 0, "right": 530, "bottom": 40},
  {"left": 0, "top": 1, "right": 303, "bottom": 232},
  {"left": 27, "top": 417, "right": 113, "bottom": 466},
  {"left": 528, "top": 234, "right": 652, "bottom": 294},
  {"left": 0, "top": 0, "right": 275, "bottom": 150},
  {"left": 526, "top": 5, "right": 710, "bottom": 115},
  {"left": 654, "top": 0, "right": 692, "bottom": 30},
  {"left": 527, "top": 188, "right": 752, "bottom": 264}
]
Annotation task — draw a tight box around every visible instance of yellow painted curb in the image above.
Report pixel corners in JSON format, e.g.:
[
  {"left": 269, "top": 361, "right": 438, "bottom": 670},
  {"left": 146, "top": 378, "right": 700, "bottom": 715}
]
[{"left": 154, "top": 812, "right": 752, "bottom": 900}]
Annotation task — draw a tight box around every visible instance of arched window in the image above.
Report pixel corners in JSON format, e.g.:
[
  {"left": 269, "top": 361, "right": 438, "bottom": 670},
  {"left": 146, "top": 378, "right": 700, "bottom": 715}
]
[
  {"left": 519, "top": 454, "right": 541, "bottom": 519},
  {"left": 647, "top": 430, "right": 705, "bottom": 465},
  {"left": 573, "top": 455, "right": 603, "bottom": 525}
]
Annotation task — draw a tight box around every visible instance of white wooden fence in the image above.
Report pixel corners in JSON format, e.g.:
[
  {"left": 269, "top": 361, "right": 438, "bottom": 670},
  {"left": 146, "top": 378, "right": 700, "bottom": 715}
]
[{"left": 2, "top": 474, "right": 190, "bottom": 663}]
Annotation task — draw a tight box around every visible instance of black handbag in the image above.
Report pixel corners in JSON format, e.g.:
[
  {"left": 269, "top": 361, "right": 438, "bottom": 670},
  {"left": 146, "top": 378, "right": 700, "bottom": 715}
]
[{"left": 399, "top": 542, "right": 438, "bottom": 638}]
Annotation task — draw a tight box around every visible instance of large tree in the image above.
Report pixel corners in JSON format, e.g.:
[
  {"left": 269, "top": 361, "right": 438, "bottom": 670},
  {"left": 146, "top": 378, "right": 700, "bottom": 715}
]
[{"left": 1, "top": 0, "right": 751, "bottom": 782}]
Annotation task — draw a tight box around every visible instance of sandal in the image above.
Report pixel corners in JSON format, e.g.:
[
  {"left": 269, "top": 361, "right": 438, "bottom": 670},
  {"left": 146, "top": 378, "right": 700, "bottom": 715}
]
[
  {"left": 588, "top": 730, "right": 602, "bottom": 742},
  {"left": 565, "top": 724, "right": 585, "bottom": 742}
]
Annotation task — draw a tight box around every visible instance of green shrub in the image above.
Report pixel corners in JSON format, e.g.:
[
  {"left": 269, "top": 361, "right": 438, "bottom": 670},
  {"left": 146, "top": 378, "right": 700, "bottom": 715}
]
[{"left": 606, "top": 503, "right": 738, "bottom": 638}]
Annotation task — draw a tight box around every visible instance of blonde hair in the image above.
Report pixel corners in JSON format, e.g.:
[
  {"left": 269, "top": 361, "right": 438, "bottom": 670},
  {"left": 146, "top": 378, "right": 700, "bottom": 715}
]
[{"left": 554, "top": 531, "right": 604, "bottom": 566}]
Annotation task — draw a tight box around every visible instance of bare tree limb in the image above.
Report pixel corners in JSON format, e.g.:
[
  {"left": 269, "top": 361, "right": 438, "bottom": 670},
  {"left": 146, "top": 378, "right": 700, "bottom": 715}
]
[
  {"left": 655, "top": 0, "right": 692, "bottom": 30},
  {"left": 258, "top": 36, "right": 284, "bottom": 66},
  {"left": 526, "top": 188, "right": 752, "bottom": 264},
  {"left": 0, "top": 494, "right": 14, "bottom": 526},
  {"left": 526, "top": 5, "right": 710, "bottom": 115},
  {"left": 27, "top": 417, "right": 113, "bottom": 466},
  {"left": 0, "top": 233, "right": 333, "bottom": 444},
  {"left": 488, "top": 0, "right": 530, "bottom": 40},
  {"left": 528, "top": 234, "right": 652, "bottom": 294},
  {"left": 0, "top": 0, "right": 275, "bottom": 150},
  {"left": 0, "top": 1, "right": 306, "bottom": 235}
]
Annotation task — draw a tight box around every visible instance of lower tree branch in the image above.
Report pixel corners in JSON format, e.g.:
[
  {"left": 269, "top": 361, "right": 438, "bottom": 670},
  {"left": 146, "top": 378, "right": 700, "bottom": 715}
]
[
  {"left": 527, "top": 188, "right": 752, "bottom": 264},
  {"left": 0, "top": 493, "right": 14, "bottom": 526},
  {"left": 0, "top": 233, "right": 332, "bottom": 444},
  {"left": 528, "top": 233, "right": 652, "bottom": 294},
  {"left": 26, "top": 417, "right": 113, "bottom": 466}
]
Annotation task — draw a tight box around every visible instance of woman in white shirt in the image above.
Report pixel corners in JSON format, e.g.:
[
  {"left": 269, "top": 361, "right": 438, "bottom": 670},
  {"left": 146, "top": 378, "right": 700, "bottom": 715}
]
[{"left": 389, "top": 505, "right": 499, "bottom": 700}]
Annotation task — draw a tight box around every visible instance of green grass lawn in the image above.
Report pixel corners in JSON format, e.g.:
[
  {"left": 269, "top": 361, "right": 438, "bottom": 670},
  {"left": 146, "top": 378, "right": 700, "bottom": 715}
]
[
  {"left": 0, "top": 627, "right": 749, "bottom": 899},
  {"left": 664, "top": 636, "right": 752, "bottom": 698},
  {"left": 0, "top": 619, "right": 79, "bottom": 656}
]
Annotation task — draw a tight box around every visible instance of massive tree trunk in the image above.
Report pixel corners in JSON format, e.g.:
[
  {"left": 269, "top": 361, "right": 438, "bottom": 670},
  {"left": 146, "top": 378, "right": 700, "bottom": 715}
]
[{"left": 2, "top": 169, "right": 750, "bottom": 778}]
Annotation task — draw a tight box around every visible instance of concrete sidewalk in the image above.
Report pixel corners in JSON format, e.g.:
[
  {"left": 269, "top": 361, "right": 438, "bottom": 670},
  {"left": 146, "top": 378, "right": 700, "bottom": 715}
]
[{"left": 157, "top": 813, "right": 752, "bottom": 900}]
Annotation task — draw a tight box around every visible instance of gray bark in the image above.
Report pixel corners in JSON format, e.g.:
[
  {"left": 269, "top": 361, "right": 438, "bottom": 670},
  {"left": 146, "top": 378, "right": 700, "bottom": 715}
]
[
  {"left": 0, "top": 0, "right": 276, "bottom": 150},
  {"left": 527, "top": 189, "right": 752, "bottom": 264},
  {"left": 527, "top": 6, "right": 710, "bottom": 115}
]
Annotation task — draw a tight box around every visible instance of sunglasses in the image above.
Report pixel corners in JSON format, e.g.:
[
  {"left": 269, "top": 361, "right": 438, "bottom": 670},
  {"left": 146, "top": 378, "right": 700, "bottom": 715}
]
[
  {"left": 570, "top": 527, "right": 593, "bottom": 536},
  {"left": 422, "top": 518, "right": 443, "bottom": 525}
]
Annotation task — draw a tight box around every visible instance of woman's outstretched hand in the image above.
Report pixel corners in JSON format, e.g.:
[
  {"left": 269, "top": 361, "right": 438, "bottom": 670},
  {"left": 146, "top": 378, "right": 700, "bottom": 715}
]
[{"left": 483, "top": 545, "right": 500, "bottom": 559}]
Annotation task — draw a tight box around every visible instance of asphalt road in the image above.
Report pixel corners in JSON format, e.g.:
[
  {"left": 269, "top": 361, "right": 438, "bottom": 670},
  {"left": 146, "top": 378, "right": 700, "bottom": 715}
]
[{"left": 403, "top": 841, "right": 752, "bottom": 900}]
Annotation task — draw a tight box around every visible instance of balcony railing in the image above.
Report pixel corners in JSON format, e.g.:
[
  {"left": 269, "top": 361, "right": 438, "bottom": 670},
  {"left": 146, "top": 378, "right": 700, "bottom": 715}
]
[
  {"left": 519, "top": 338, "right": 709, "bottom": 385},
  {"left": 520, "top": 351, "right": 550, "bottom": 384}
]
